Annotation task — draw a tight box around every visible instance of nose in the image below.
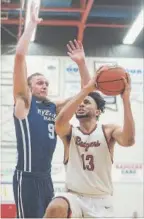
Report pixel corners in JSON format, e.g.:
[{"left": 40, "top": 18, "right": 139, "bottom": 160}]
[
  {"left": 42, "top": 83, "right": 47, "bottom": 90},
  {"left": 79, "top": 102, "right": 85, "bottom": 108}
]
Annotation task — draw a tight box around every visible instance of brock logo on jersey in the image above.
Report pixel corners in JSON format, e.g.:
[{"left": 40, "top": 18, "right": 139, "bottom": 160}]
[
  {"left": 37, "top": 109, "right": 56, "bottom": 122},
  {"left": 75, "top": 136, "right": 101, "bottom": 152}
]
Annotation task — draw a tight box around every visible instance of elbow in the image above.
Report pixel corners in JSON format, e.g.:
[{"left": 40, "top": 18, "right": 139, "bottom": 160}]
[
  {"left": 55, "top": 124, "right": 63, "bottom": 136},
  {"left": 122, "top": 137, "right": 135, "bottom": 147},
  {"left": 55, "top": 125, "right": 60, "bottom": 135},
  {"left": 55, "top": 119, "right": 63, "bottom": 135},
  {"left": 128, "top": 138, "right": 135, "bottom": 146},
  {"left": 55, "top": 113, "right": 66, "bottom": 127},
  {"left": 15, "top": 53, "right": 25, "bottom": 60}
]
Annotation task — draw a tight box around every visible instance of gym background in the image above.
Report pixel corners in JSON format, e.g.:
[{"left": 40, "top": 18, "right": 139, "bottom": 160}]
[{"left": 1, "top": 0, "right": 143, "bottom": 218}]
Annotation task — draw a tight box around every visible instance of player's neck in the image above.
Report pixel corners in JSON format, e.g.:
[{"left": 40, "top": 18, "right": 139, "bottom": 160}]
[{"left": 79, "top": 119, "right": 97, "bottom": 134}]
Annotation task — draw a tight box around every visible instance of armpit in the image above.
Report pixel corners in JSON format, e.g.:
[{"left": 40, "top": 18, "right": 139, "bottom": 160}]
[{"left": 16, "top": 93, "right": 30, "bottom": 108}]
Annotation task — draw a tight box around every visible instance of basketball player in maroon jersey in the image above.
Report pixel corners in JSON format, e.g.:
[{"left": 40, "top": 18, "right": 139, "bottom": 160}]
[{"left": 44, "top": 51, "right": 135, "bottom": 218}]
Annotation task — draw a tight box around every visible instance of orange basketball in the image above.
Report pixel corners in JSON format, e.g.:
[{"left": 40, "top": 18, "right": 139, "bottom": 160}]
[{"left": 96, "top": 66, "right": 128, "bottom": 96}]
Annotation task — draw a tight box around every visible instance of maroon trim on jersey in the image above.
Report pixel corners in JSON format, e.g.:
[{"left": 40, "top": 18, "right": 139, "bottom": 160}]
[
  {"left": 63, "top": 126, "right": 72, "bottom": 165},
  {"left": 102, "top": 125, "right": 109, "bottom": 146},
  {"left": 66, "top": 131, "right": 72, "bottom": 142},
  {"left": 102, "top": 125, "right": 113, "bottom": 163},
  {"left": 78, "top": 124, "right": 97, "bottom": 135}
]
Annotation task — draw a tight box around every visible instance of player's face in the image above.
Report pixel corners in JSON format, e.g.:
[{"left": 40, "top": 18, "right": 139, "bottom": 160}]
[
  {"left": 76, "top": 96, "right": 100, "bottom": 119},
  {"left": 30, "top": 75, "right": 49, "bottom": 98}
]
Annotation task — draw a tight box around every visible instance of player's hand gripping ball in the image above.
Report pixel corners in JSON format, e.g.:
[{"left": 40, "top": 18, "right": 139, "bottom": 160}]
[{"left": 95, "top": 65, "right": 128, "bottom": 96}]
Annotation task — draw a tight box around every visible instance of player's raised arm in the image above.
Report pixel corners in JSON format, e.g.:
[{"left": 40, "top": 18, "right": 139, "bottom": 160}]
[
  {"left": 55, "top": 40, "right": 92, "bottom": 114},
  {"left": 13, "top": 2, "right": 42, "bottom": 104},
  {"left": 67, "top": 39, "right": 91, "bottom": 88},
  {"left": 112, "top": 74, "right": 135, "bottom": 146},
  {"left": 13, "top": 1, "right": 42, "bottom": 118}
]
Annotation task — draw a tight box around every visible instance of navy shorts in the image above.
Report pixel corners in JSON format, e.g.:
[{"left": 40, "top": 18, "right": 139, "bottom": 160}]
[{"left": 13, "top": 170, "right": 54, "bottom": 218}]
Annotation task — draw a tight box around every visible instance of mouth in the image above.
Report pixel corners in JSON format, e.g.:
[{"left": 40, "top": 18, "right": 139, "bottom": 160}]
[
  {"left": 40, "top": 91, "right": 47, "bottom": 96},
  {"left": 76, "top": 111, "right": 88, "bottom": 119},
  {"left": 77, "top": 110, "right": 85, "bottom": 114}
]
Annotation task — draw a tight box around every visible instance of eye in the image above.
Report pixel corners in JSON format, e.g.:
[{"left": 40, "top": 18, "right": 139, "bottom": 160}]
[
  {"left": 37, "top": 81, "right": 43, "bottom": 85},
  {"left": 45, "top": 82, "right": 49, "bottom": 87},
  {"left": 84, "top": 100, "right": 90, "bottom": 104}
]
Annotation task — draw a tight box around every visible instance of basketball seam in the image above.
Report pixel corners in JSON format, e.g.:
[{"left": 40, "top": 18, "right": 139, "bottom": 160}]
[
  {"left": 97, "top": 85, "right": 124, "bottom": 93},
  {"left": 97, "top": 78, "right": 124, "bottom": 83},
  {"left": 96, "top": 68, "right": 127, "bottom": 94}
]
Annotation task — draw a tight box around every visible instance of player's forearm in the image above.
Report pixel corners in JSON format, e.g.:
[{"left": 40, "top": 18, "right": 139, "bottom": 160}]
[
  {"left": 78, "top": 60, "right": 91, "bottom": 88},
  {"left": 16, "top": 22, "right": 36, "bottom": 55},
  {"left": 56, "top": 87, "right": 93, "bottom": 125},
  {"left": 122, "top": 99, "right": 135, "bottom": 145}
]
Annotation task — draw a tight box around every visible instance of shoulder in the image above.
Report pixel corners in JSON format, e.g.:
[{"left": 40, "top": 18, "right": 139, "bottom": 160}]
[
  {"left": 102, "top": 123, "right": 121, "bottom": 140},
  {"left": 43, "top": 99, "right": 57, "bottom": 108},
  {"left": 103, "top": 123, "right": 121, "bottom": 131},
  {"left": 53, "top": 97, "right": 72, "bottom": 114},
  {"left": 53, "top": 100, "right": 62, "bottom": 114},
  {"left": 52, "top": 99, "right": 62, "bottom": 107}
]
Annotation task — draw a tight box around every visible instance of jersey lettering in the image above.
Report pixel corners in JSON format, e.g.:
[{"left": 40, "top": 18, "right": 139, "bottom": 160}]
[
  {"left": 81, "top": 154, "right": 94, "bottom": 171},
  {"left": 48, "top": 123, "right": 55, "bottom": 139}
]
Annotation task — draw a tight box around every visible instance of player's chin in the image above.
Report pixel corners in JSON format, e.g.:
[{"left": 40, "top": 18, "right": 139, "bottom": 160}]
[
  {"left": 36, "top": 93, "right": 48, "bottom": 100},
  {"left": 40, "top": 92, "right": 48, "bottom": 98},
  {"left": 75, "top": 113, "right": 88, "bottom": 119}
]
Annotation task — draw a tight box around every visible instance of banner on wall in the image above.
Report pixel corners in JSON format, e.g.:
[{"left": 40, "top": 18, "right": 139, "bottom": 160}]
[
  {"left": 121, "top": 64, "right": 143, "bottom": 103},
  {"left": 64, "top": 61, "right": 80, "bottom": 82},
  {"left": 64, "top": 60, "right": 82, "bottom": 98},
  {"left": 1, "top": 162, "right": 143, "bottom": 184},
  {"left": 0, "top": 163, "right": 143, "bottom": 202},
  {"left": 112, "top": 163, "right": 144, "bottom": 183}
]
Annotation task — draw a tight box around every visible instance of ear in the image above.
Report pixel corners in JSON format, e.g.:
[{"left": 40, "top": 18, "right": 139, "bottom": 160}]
[{"left": 95, "top": 109, "right": 101, "bottom": 117}]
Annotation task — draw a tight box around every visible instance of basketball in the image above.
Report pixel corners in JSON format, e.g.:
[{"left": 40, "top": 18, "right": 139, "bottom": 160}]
[{"left": 96, "top": 66, "right": 128, "bottom": 96}]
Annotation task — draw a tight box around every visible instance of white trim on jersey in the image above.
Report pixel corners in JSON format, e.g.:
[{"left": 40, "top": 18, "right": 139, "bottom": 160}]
[
  {"left": 19, "top": 120, "right": 27, "bottom": 171},
  {"left": 19, "top": 172, "right": 24, "bottom": 218},
  {"left": 17, "top": 171, "right": 20, "bottom": 218},
  {"left": 19, "top": 119, "right": 32, "bottom": 172},
  {"left": 17, "top": 171, "right": 24, "bottom": 218},
  {"left": 25, "top": 118, "right": 32, "bottom": 172}
]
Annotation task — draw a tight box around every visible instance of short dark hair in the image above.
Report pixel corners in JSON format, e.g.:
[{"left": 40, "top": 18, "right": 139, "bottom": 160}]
[
  {"left": 27, "top": 73, "right": 43, "bottom": 87},
  {"left": 88, "top": 92, "right": 106, "bottom": 119}
]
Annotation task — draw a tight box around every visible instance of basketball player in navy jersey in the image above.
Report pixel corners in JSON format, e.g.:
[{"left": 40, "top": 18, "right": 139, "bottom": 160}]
[
  {"left": 12, "top": 1, "right": 91, "bottom": 218},
  {"left": 44, "top": 67, "right": 135, "bottom": 218}
]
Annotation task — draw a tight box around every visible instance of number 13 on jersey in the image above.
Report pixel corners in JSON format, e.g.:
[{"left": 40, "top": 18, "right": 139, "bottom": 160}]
[{"left": 81, "top": 154, "right": 94, "bottom": 171}]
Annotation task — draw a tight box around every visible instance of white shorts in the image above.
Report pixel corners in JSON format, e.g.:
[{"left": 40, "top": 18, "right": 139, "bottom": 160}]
[{"left": 55, "top": 192, "right": 113, "bottom": 218}]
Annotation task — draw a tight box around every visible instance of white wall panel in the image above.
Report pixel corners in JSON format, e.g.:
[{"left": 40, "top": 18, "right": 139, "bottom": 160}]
[{"left": 1, "top": 55, "right": 143, "bottom": 217}]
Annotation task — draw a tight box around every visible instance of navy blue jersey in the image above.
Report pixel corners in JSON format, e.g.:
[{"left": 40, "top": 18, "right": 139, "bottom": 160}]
[{"left": 14, "top": 96, "right": 57, "bottom": 173}]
